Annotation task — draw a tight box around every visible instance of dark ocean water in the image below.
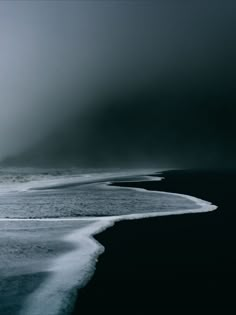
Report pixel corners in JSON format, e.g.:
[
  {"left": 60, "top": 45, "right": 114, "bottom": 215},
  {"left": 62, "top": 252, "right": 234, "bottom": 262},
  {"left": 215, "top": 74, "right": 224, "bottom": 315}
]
[{"left": 0, "top": 168, "right": 216, "bottom": 315}]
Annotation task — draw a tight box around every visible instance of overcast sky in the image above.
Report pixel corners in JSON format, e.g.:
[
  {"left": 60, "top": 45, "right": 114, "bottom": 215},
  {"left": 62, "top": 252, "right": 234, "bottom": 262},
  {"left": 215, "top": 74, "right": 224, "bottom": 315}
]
[{"left": 0, "top": 1, "right": 235, "bottom": 167}]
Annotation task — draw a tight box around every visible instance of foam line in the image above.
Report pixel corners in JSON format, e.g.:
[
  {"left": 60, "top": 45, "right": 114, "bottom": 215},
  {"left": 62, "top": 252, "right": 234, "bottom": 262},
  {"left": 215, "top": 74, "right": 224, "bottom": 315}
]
[
  {"left": 0, "top": 169, "right": 160, "bottom": 194},
  {"left": 18, "top": 185, "right": 217, "bottom": 315},
  {"left": 20, "top": 219, "right": 115, "bottom": 315},
  {"left": 28, "top": 175, "right": 162, "bottom": 191},
  {"left": 0, "top": 178, "right": 216, "bottom": 222}
]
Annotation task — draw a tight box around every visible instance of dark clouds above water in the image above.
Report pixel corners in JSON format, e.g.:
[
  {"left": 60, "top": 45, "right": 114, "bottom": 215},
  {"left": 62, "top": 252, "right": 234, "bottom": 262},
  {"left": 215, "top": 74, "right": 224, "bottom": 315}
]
[{"left": 1, "top": 1, "right": 236, "bottom": 168}]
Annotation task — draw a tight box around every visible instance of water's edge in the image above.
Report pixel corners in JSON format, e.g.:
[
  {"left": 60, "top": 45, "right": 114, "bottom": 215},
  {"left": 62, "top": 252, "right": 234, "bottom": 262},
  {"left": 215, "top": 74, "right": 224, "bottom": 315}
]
[{"left": 17, "top": 177, "right": 217, "bottom": 315}]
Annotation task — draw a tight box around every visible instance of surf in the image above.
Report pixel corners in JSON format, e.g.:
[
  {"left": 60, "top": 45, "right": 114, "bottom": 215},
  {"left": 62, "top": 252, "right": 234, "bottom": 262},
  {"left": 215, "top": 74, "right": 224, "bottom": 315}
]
[{"left": 0, "top": 169, "right": 217, "bottom": 315}]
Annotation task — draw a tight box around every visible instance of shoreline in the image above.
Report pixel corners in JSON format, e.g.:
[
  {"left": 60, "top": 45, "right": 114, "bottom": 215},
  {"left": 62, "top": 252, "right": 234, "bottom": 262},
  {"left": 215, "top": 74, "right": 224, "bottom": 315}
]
[
  {"left": 72, "top": 169, "right": 236, "bottom": 314},
  {"left": 0, "top": 169, "right": 216, "bottom": 315}
]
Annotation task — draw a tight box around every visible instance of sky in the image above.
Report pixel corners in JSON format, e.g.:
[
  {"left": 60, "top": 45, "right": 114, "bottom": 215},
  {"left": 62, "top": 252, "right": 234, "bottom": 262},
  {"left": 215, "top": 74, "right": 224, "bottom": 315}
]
[{"left": 0, "top": 1, "right": 235, "bottom": 168}]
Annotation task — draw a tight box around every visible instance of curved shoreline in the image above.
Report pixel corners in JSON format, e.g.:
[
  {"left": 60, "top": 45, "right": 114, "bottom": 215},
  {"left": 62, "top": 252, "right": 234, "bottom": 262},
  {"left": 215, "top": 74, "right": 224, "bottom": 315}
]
[
  {"left": 17, "top": 173, "right": 217, "bottom": 315},
  {"left": 0, "top": 175, "right": 217, "bottom": 222},
  {"left": 0, "top": 170, "right": 219, "bottom": 315},
  {"left": 72, "top": 169, "right": 236, "bottom": 315}
]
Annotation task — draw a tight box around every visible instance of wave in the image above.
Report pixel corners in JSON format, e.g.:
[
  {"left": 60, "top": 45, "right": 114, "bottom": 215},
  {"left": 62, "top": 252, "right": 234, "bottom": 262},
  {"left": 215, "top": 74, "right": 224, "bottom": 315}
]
[
  {"left": 0, "top": 170, "right": 217, "bottom": 315},
  {"left": 14, "top": 187, "right": 216, "bottom": 315},
  {"left": 0, "top": 168, "right": 161, "bottom": 194}
]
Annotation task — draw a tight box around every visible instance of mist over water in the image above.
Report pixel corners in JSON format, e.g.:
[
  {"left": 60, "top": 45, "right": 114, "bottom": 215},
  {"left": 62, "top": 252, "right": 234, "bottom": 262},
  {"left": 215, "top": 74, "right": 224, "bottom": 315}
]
[
  {"left": 0, "top": 3, "right": 232, "bottom": 314},
  {"left": 0, "top": 1, "right": 235, "bottom": 168},
  {"left": 0, "top": 4, "right": 230, "bottom": 315}
]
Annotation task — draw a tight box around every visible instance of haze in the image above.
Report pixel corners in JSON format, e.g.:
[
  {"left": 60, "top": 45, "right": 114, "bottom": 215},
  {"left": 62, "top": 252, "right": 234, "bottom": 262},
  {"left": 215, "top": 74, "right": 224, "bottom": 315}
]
[{"left": 0, "top": 1, "right": 235, "bottom": 168}]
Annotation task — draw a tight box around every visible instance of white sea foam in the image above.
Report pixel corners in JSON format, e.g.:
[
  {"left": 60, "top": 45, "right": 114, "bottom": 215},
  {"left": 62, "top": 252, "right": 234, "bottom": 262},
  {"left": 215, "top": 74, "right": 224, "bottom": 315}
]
[
  {"left": 0, "top": 170, "right": 217, "bottom": 315},
  {"left": 15, "top": 185, "right": 216, "bottom": 315},
  {"left": 0, "top": 168, "right": 161, "bottom": 194},
  {"left": 19, "top": 219, "right": 115, "bottom": 315}
]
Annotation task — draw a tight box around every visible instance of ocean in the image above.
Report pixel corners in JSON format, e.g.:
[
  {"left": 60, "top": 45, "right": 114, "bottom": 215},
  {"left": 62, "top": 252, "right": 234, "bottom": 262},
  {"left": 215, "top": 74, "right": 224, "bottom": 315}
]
[{"left": 0, "top": 167, "right": 217, "bottom": 315}]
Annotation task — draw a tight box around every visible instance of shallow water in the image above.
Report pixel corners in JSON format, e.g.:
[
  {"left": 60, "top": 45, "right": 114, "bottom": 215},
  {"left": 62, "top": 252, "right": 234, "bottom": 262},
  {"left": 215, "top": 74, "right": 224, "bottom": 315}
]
[{"left": 0, "top": 168, "right": 217, "bottom": 315}]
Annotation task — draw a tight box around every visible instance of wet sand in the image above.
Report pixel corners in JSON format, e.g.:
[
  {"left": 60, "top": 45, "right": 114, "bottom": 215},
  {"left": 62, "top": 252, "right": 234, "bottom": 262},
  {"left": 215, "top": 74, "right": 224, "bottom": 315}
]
[{"left": 72, "top": 169, "right": 236, "bottom": 314}]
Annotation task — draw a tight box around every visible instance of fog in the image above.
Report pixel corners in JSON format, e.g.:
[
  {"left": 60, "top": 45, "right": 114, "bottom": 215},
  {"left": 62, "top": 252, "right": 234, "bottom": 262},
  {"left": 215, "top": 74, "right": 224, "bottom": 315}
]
[{"left": 0, "top": 1, "right": 235, "bottom": 168}]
